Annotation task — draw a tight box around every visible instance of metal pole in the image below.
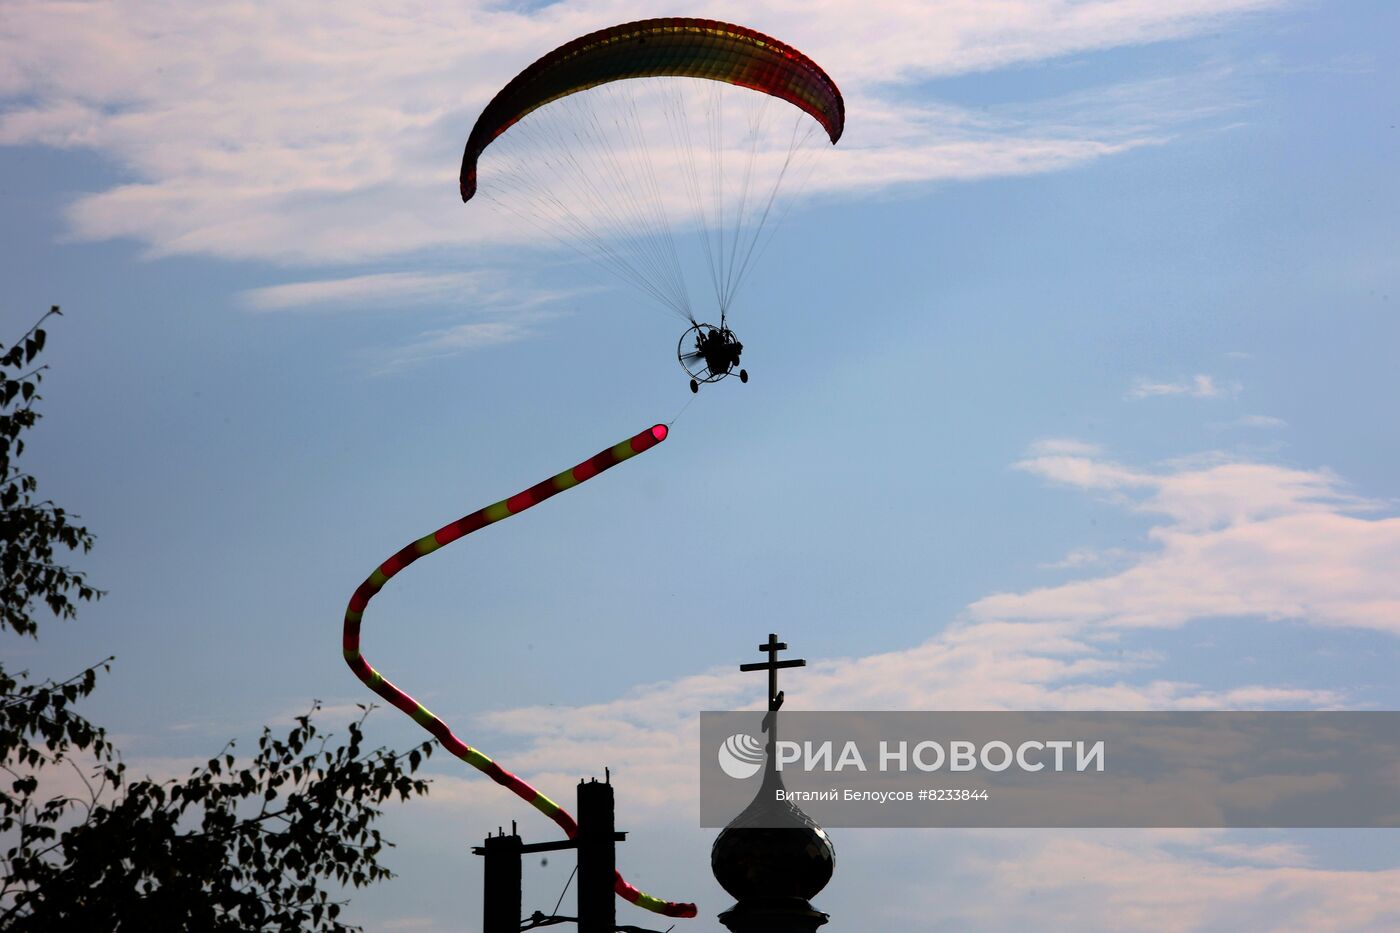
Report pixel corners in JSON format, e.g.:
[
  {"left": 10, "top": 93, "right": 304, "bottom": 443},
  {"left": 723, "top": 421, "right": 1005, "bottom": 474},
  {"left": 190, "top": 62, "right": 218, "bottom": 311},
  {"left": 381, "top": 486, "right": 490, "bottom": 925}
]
[
  {"left": 576, "top": 777, "right": 616, "bottom": 933},
  {"left": 482, "top": 826, "right": 522, "bottom": 933}
]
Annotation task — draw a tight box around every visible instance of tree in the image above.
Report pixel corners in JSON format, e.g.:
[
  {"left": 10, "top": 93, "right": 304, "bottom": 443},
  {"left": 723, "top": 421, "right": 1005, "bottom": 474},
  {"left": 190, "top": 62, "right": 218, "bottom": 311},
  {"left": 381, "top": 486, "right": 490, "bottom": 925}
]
[{"left": 1, "top": 308, "right": 435, "bottom": 930}]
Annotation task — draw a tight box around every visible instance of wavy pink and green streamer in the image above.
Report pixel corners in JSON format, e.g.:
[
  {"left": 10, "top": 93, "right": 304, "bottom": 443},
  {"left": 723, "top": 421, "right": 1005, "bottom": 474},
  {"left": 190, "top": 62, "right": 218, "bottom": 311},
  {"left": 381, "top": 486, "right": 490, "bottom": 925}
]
[{"left": 342, "top": 424, "right": 695, "bottom": 918}]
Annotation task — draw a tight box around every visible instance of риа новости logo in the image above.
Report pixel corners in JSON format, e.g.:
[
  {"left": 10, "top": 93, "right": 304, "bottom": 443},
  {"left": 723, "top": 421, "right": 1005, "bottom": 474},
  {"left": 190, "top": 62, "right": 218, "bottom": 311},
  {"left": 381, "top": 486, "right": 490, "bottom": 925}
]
[{"left": 718, "top": 733, "right": 765, "bottom": 780}]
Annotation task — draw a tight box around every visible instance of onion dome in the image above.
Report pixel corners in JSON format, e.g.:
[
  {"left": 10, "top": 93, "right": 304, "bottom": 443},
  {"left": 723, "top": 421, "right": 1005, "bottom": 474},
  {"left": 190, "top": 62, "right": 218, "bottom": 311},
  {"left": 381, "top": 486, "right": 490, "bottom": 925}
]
[{"left": 711, "top": 759, "right": 835, "bottom": 902}]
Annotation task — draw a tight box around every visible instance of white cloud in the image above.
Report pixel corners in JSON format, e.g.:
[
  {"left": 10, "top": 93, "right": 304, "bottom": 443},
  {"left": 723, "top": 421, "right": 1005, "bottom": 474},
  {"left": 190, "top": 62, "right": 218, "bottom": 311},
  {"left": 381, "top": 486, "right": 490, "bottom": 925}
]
[
  {"left": 1027, "top": 438, "right": 1104, "bottom": 457},
  {"left": 1201, "top": 839, "right": 1312, "bottom": 866},
  {"left": 238, "top": 267, "right": 582, "bottom": 365},
  {"left": 1041, "top": 545, "right": 1133, "bottom": 569},
  {"left": 985, "top": 453, "right": 1397, "bottom": 633},
  {"left": 0, "top": 0, "right": 1282, "bottom": 263},
  {"left": 1024, "top": 454, "right": 1374, "bottom": 529},
  {"left": 1235, "top": 413, "right": 1288, "bottom": 429},
  {"left": 1010, "top": 451, "right": 1148, "bottom": 492},
  {"left": 372, "top": 319, "right": 540, "bottom": 375},
  {"left": 241, "top": 271, "right": 490, "bottom": 312},
  {"left": 1128, "top": 373, "right": 1234, "bottom": 399},
  {"left": 239, "top": 267, "right": 581, "bottom": 365}
]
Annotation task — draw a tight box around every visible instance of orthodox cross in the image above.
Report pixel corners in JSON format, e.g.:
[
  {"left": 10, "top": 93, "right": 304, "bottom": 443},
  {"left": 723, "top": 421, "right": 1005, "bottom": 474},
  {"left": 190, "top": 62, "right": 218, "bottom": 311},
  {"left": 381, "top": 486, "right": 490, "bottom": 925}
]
[{"left": 740, "top": 633, "right": 806, "bottom": 738}]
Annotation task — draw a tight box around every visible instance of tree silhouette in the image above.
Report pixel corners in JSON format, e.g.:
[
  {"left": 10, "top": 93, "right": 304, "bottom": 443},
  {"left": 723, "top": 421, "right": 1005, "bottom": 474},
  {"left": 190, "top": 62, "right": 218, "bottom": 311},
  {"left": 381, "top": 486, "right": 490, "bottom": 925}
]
[{"left": 1, "top": 308, "right": 434, "bottom": 931}]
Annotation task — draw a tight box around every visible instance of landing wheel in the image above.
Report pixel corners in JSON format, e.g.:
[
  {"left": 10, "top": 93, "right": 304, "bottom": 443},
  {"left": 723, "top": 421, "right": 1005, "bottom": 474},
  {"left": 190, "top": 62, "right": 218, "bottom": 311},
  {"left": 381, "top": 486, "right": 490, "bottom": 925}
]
[
  {"left": 739, "top": 369, "right": 748, "bottom": 384},
  {"left": 690, "top": 379, "right": 699, "bottom": 394}
]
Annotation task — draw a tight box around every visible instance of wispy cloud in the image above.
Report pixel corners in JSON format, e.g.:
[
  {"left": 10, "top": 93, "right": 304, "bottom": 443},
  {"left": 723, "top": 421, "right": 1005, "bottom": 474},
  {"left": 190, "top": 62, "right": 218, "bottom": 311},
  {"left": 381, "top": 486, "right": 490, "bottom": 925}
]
[
  {"left": 1201, "top": 839, "right": 1313, "bottom": 867},
  {"left": 241, "top": 271, "right": 491, "bottom": 312},
  {"left": 1040, "top": 546, "right": 1134, "bottom": 570},
  {"left": 1027, "top": 438, "right": 1104, "bottom": 457},
  {"left": 236, "top": 268, "right": 580, "bottom": 367},
  {"left": 1235, "top": 413, "right": 1288, "bottom": 429},
  {"left": 1128, "top": 373, "right": 1235, "bottom": 399},
  {"left": 990, "top": 451, "right": 1395, "bottom": 632},
  {"left": 0, "top": 0, "right": 1284, "bottom": 264},
  {"left": 373, "top": 320, "right": 535, "bottom": 375}
]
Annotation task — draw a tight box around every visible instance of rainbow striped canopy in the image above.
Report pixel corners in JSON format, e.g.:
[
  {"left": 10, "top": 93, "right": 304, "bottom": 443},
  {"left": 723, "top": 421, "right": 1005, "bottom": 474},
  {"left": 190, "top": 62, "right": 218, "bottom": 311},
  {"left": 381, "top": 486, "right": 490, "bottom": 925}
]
[{"left": 460, "top": 17, "right": 845, "bottom": 201}]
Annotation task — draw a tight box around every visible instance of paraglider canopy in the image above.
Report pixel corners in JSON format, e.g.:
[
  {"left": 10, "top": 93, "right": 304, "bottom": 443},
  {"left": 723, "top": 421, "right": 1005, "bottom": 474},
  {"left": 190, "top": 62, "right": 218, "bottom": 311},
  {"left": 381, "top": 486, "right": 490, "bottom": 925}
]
[{"left": 460, "top": 17, "right": 844, "bottom": 202}]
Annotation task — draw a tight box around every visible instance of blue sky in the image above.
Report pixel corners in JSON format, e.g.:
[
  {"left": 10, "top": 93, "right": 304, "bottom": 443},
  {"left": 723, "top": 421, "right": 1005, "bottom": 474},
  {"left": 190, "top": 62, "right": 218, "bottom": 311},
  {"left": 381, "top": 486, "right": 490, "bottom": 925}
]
[{"left": 3, "top": 1, "right": 1399, "bottom": 929}]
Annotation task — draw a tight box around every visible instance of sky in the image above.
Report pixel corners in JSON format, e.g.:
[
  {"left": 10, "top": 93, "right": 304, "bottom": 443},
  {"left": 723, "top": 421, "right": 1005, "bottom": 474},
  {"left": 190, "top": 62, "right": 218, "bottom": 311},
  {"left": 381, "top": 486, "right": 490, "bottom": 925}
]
[{"left": 3, "top": 0, "right": 1399, "bottom": 930}]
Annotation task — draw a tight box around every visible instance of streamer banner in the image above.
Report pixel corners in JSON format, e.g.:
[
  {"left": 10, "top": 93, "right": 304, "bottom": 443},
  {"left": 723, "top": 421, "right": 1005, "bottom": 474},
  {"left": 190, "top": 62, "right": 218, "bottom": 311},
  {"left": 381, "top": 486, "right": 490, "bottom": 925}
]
[
  {"left": 699, "top": 711, "right": 1400, "bottom": 828},
  {"left": 344, "top": 424, "right": 696, "bottom": 919}
]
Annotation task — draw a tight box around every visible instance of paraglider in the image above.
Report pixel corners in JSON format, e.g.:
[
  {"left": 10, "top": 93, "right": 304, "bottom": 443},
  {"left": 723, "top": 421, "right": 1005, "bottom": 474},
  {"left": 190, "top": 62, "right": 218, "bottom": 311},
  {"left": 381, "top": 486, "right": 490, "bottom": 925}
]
[{"left": 459, "top": 17, "right": 844, "bottom": 392}]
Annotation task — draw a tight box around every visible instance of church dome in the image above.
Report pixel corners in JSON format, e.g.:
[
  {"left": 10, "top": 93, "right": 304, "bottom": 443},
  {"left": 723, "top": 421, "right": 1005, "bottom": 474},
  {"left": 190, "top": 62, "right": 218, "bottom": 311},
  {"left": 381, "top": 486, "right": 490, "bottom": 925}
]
[{"left": 711, "top": 764, "right": 835, "bottom": 901}]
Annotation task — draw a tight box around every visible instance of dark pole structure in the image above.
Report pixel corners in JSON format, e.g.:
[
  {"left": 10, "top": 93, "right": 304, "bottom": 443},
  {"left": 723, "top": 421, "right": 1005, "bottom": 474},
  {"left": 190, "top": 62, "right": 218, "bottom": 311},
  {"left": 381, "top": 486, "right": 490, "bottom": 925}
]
[
  {"left": 472, "top": 773, "right": 633, "bottom": 932},
  {"left": 576, "top": 774, "right": 617, "bottom": 933},
  {"left": 713, "top": 633, "right": 835, "bottom": 933},
  {"left": 480, "top": 822, "right": 522, "bottom": 933}
]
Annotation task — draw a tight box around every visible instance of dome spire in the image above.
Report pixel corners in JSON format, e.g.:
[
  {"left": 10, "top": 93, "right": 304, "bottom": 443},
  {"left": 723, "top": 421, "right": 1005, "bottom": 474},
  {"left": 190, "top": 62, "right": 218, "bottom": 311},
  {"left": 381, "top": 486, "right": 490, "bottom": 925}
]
[{"left": 712, "top": 634, "right": 834, "bottom": 932}]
